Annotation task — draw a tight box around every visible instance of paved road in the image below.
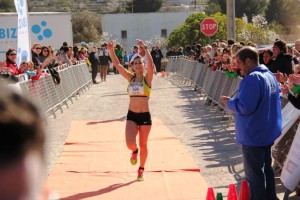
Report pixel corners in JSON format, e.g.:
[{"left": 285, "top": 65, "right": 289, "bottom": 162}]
[{"left": 46, "top": 72, "right": 299, "bottom": 199}]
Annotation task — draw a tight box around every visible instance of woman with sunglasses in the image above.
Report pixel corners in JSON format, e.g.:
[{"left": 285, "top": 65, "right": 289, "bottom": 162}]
[
  {"left": 4, "top": 49, "right": 19, "bottom": 76},
  {"left": 107, "top": 39, "right": 154, "bottom": 181},
  {"left": 39, "top": 46, "right": 51, "bottom": 65},
  {"left": 31, "top": 43, "right": 50, "bottom": 69},
  {"left": 0, "top": 49, "right": 20, "bottom": 82}
]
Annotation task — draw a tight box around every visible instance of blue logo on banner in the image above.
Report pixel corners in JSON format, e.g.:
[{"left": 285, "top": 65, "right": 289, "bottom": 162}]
[
  {"left": 17, "top": 47, "right": 29, "bottom": 63},
  {"left": 31, "top": 21, "right": 53, "bottom": 41}
]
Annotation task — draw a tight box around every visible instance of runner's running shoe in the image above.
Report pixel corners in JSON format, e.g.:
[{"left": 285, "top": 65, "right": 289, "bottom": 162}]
[
  {"left": 137, "top": 169, "right": 144, "bottom": 181},
  {"left": 130, "top": 148, "right": 138, "bottom": 165}
]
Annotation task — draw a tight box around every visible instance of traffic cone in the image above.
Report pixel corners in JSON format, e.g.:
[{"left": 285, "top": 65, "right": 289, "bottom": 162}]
[
  {"left": 239, "top": 180, "right": 250, "bottom": 200},
  {"left": 206, "top": 187, "right": 216, "bottom": 200},
  {"left": 216, "top": 192, "right": 223, "bottom": 200},
  {"left": 161, "top": 70, "right": 165, "bottom": 77},
  {"left": 227, "top": 184, "right": 238, "bottom": 200}
]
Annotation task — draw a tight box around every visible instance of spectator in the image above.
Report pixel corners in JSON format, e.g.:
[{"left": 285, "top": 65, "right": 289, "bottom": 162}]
[
  {"left": 73, "top": 45, "right": 79, "bottom": 60},
  {"left": 4, "top": 49, "right": 19, "bottom": 76},
  {"left": 98, "top": 44, "right": 111, "bottom": 81},
  {"left": 294, "top": 39, "right": 300, "bottom": 57},
  {"left": 269, "top": 39, "right": 293, "bottom": 75},
  {"left": 287, "top": 45, "right": 299, "bottom": 70},
  {"left": 221, "top": 47, "right": 281, "bottom": 200},
  {"left": 128, "top": 45, "right": 139, "bottom": 72},
  {"left": 281, "top": 74, "right": 300, "bottom": 109},
  {"left": 31, "top": 44, "right": 50, "bottom": 69},
  {"left": 39, "top": 46, "right": 51, "bottom": 66},
  {"left": 176, "top": 47, "right": 184, "bottom": 56},
  {"left": 262, "top": 49, "right": 274, "bottom": 68},
  {"left": 59, "top": 46, "right": 72, "bottom": 66},
  {"left": 123, "top": 51, "right": 129, "bottom": 70},
  {"left": 31, "top": 43, "right": 42, "bottom": 69},
  {"left": 227, "top": 38, "right": 235, "bottom": 48},
  {"left": 186, "top": 45, "right": 195, "bottom": 58},
  {"left": 151, "top": 46, "right": 160, "bottom": 72},
  {"left": 156, "top": 45, "right": 164, "bottom": 72},
  {"left": 89, "top": 46, "right": 100, "bottom": 84},
  {"left": 210, "top": 42, "right": 219, "bottom": 59},
  {"left": 0, "top": 81, "right": 50, "bottom": 200},
  {"left": 166, "top": 47, "right": 176, "bottom": 59}
]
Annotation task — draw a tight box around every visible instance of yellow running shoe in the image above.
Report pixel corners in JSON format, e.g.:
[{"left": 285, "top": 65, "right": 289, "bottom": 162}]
[
  {"left": 137, "top": 169, "right": 144, "bottom": 181},
  {"left": 130, "top": 148, "right": 138, "bottom": 165}
]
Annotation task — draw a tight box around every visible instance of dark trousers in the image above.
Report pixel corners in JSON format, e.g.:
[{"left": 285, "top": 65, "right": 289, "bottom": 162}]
[
  {"left": 242, "top": 145, "right": 277, "bottom": 200},
  {"left": 91, "top": 65, "right": 98, "bottom": 82}
]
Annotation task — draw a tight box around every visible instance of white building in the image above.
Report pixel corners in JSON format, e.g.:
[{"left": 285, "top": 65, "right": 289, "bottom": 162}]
[{"left": 101, "top": 12, "right": 190, "bottom": 50}]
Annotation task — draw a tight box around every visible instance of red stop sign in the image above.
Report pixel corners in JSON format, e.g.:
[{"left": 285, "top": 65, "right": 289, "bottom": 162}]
[{"left": 200, "top": 18, "right": 218, "bottom": 36}]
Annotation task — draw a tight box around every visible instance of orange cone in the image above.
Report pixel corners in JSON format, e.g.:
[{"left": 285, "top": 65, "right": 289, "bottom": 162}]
[
  {"left": 206, "top": 187, "right": 216, "bottom": 200},
  {"left": 239, "top": 180, "right": 250, "bottom": 200},
  {"left": 161, "top": 70, "right": 165, "bottom": 77},
  {"left": 227, "top": 184, "right": 238, "bottom": 200}
]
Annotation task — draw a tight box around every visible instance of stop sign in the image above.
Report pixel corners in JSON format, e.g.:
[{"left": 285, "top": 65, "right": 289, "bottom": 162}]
[{"left": 200, "top": 18, "right": 218, "bottom": 36}]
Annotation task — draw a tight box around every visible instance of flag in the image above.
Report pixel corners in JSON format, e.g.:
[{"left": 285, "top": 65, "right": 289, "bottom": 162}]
[{"left": 14, "top": 0, "right": 31, "bottom": 65}]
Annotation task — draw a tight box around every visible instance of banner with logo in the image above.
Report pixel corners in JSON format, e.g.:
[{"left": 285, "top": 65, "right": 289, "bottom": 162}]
[
  {"left": 272, "top": 102, "right": 300, "bottom": 149},
  {"left": 14, "top": 0, "right": 31, "bottom": 65},
  {"left": 280, "top": 123, "right": 300, "bottom": 191}
]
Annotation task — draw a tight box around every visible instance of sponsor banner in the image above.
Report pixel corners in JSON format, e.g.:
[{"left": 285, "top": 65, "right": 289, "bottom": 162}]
[
  {"left": 280, "top": 123, "right": 300, "bottom": 191},
  {"left": 14, "top": 0, "right": 31, "bottom": 64}
]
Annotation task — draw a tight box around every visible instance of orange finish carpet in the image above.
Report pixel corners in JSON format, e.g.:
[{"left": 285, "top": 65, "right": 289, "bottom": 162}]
[{"left": 46, "top": 119, "right": 208, "bottom": 200}]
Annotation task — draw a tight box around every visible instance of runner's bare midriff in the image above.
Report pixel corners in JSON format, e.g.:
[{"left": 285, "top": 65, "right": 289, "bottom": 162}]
[{"left": 129, "top": 97, "right": 150, "bottom": 113}]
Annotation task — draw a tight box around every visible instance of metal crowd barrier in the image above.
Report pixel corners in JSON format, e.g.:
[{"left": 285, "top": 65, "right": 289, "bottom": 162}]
[
  {"left": 165, "top": 56, "right": 300, "bottom": 195},
  {"left": 17, "top": 61, "right": 92, "bottom": 118},
  {"left": 165, "top": 57, "right": 242, "bottom": 119}
]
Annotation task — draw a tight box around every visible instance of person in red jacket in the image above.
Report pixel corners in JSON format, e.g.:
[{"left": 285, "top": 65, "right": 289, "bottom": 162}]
[{"left": 5, "top": 49, "right": 20, "bottom": 76}]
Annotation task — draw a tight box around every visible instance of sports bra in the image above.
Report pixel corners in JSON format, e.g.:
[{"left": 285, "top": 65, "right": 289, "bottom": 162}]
[{"left": 127, "top": 76, "right": 151, "bottom": 97}]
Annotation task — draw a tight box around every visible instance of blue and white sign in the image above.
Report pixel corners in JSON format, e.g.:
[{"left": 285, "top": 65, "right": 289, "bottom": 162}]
[
  {"left": 0, "top": 12, "right": 73, "bottom": 61},
  {"left": 14, "top": 0, "right": 31, "bottom": 64}
]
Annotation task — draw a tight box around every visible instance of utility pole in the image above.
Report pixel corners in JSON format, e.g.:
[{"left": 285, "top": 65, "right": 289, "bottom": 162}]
[
  {"left": 226, "top": 0, "right": 236, "bottom": 41},
  {"left": 132, "top": 2, "right": 134, "bottom": 13}
]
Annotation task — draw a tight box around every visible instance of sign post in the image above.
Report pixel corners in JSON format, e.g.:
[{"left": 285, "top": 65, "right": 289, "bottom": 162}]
[{"left": 200, "top": 18, "right": 218, "bottom": 39}]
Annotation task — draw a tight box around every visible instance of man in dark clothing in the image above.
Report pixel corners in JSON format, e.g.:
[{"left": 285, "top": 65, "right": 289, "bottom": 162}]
[
  {"left": 88, "top": 46, "right": 100, "bottom": 84},
  {"left": 269, "top": 40, "right": 293, "bottom": 76}
]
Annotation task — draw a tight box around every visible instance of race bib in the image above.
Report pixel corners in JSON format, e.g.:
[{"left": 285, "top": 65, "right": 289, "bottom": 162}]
[{"left": 129, "top": 82, "right": 144, "bottom": 95}]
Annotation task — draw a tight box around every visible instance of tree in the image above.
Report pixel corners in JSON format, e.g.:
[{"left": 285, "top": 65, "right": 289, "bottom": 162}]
[
  {"left": 0, "top": 0, "right": 15, "bottom": 12},
  {"left": 266, "top": 0, "right": 299, "bottom": 29},
  {"left": 168, "top": 12, "right": 247, "bottom": 48},
  {"left": 205, "top": 0, "right": 268, "bottom": 18},
  {"left": 240, "top": 15, "right": 278, "bottom": 45},
  {"left": 205, "top": 2, "right": 221, "bottom": 15},
  {"left": 72, "top": 11, "right": 102, "bottom": 43},
  {"left": 125, "top": 0, "right": 163, "bottom": 13},
  {"left": 167, "top": 12, "right": 279, "bottom": 48}
]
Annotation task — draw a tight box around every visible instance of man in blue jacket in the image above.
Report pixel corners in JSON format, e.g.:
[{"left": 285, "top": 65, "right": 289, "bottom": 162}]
[{"left": 222, "top": 47, "right": 282, "bottom": 200}]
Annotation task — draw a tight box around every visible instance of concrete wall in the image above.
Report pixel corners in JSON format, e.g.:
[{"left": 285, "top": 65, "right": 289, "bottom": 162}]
[{"left": 101, "top": 12, "right": 190, "bottom": 51}]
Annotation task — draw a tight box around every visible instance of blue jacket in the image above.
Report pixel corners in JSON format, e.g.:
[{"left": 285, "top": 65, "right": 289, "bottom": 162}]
[{"left": 227, "top": 65, "right": 282, "bottom": 146}]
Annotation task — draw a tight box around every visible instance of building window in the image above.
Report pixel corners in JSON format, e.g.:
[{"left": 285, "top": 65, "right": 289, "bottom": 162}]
[
  {"left": 121, "top": 30, "right": 127, "bottom": 39},
  {"left": 161, "top": 29, "right": 167, "bottom": 37}
]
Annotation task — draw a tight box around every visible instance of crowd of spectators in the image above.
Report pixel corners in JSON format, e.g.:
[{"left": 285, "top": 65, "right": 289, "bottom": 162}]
[
  {"left": 168, "top": 38, "right": 300, "bottom": 106},
  {"left": 0, "top": 42, "right": 92, "bottom": 83},
  {"left": 0, "top": 38, "right": 170, "bottom": 85}
]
